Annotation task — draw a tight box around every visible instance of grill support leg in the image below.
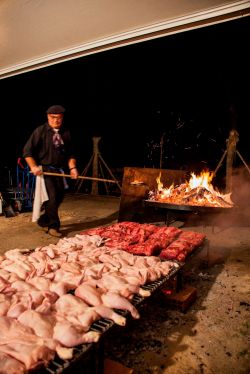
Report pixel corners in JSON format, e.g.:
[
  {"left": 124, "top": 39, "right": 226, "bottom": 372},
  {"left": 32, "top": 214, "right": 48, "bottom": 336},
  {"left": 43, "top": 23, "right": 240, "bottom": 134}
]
[
  {"left": 95, "top": 337, "right": 105, "bottom": 374},
  {"left": 176, "top": 270, "right": 183, "bottom": 292},
  {"left": 165, "top": 210, "right": 170, "bottom": 226}
]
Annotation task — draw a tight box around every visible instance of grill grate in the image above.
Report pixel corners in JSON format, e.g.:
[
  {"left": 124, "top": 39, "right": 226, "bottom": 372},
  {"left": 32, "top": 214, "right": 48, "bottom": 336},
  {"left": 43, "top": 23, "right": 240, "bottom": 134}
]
[
  {"left": 38, "top": 265, "right": 182, "bottom": 373},
  {"left": 91, "top": 319, "right": 114, "bottom": 332},
  {"left": 33, "top": 247, "right": 206, "bottom": 374},
  {"left": 40, "top": 345, "right": 94, "bottom": 374}
]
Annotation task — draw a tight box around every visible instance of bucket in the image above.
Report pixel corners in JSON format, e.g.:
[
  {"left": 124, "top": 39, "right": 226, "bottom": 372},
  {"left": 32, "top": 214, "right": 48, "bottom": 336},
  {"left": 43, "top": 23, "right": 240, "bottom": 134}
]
[
  {"left": 1, "top": 195, "right": 16, "bottom": 217},
  {"left": 3, "top": 203, "right": 16, "bottom": 217}
]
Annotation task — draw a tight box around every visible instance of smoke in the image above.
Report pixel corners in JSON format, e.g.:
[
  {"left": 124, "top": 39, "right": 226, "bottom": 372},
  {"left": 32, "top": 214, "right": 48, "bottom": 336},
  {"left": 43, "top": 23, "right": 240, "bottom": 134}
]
[
  {"left": 183, "top": 166, "right": 250, "bottom": 228},
  {"left": 231, "top": 166, "right": 250, "bottom": 206},
  {"left": 209, "top": 166, "right": 250, "bottom": 228}
]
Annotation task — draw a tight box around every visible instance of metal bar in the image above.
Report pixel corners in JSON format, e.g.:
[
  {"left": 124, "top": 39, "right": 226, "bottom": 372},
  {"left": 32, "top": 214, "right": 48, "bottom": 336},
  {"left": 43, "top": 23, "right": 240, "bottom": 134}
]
[
  {"left": 236, "top": 150, "right": 250, "bottom": 175},
  {"left": 75, "top": 153, "right": 94, "bottom": 192},
  {"left": 214, "top": 149, "right": 227, "bottom": 176},
  {"left": 99, "top": 158, "right": 109, "bottom": 195},
  {"left": 98, "top": 154, "right": 121, "bottom": 189}
]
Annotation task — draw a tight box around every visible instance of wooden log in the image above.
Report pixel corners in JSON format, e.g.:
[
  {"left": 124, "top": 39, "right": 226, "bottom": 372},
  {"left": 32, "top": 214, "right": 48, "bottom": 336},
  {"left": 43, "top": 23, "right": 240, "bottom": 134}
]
[
  {"left": 226, "top": 129, "right": 238, "bottom": 193},
  {"left": 91, "top": 137, "right": 101, "bottom": 195}
]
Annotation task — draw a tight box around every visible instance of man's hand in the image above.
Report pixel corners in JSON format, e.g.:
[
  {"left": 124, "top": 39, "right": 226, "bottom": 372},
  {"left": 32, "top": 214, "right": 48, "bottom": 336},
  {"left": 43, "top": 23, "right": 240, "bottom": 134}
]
[
  {"left": 31, "top": 166, "right": 43, "bottom": 176},
  {"left": 70, "top": 168, "right": 79, "bottom": 179}
]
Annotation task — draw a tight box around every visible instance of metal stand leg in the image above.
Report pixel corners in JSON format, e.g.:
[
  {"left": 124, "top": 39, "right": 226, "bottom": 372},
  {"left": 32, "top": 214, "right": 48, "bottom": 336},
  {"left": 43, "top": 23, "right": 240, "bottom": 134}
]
[
  {"left": 165, "top": 211, "right": 169, "bottom": 226},
  {"left": 95, "top": 337, "right": 104, "bottom": 374},
  {"left": 236, "top": 150, "right": 250, "bottom": 175},
  {"left": 75, "top": 137, "right": 121, "bottom": 195},
  {"left": 176, "top": 270, "right": 183, "bottom": 292},
  {"left": 201, "top": 239, "right": 210, "bottom": 268}
]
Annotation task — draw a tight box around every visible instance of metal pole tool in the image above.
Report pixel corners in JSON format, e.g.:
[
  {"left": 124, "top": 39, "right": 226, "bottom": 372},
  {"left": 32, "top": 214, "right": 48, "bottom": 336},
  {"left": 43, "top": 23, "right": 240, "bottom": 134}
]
[{"left": 41, "top": 171, "right": 117, "bottom": 184}]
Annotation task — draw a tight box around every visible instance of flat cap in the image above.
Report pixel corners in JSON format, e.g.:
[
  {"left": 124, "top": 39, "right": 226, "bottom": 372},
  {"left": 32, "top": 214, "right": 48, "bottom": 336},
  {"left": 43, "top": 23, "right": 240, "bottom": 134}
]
[{"left": 46, "top": 105, "right": 65, "bottom": 114}]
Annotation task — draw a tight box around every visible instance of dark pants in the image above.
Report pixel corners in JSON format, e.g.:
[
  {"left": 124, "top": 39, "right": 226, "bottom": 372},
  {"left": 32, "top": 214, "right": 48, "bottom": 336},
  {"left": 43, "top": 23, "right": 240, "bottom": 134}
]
[{"left": 37, "top": 175, "right": 65, "bottom": 230}]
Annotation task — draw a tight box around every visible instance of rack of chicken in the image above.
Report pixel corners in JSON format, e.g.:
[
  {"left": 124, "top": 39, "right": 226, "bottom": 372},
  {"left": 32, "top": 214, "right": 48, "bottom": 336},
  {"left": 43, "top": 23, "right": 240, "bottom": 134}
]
[{"left": 0, "top": 221, "right": 198, "bottom": 373}]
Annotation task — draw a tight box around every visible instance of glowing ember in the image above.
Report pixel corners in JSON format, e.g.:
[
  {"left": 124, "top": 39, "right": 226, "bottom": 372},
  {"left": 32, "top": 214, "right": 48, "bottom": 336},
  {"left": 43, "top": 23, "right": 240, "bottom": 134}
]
[
  {"left": 130, "top": 179, "right": 145, "bottom": 185},
  {"left": 149, "top": 171, "right": 234, "bottom": 208}
]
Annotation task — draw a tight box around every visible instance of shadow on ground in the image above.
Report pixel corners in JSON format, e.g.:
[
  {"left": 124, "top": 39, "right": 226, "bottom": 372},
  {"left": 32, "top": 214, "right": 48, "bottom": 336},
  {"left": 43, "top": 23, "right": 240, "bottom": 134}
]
[{"left": 62, "top": 211, "right": 119, "bottom": 236}]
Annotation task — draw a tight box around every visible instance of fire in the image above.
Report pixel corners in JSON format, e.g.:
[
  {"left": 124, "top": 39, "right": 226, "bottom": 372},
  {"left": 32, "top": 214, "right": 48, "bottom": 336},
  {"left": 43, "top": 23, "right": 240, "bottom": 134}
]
[
  {"left": 130, "top": 179, "right": 145, "bottom": 186},
  {"left": 188, "top": 171, "right": 214, "bottom": 191},
  {"left": 150, "top": 170, "right": 234, "bottom": 208},
  {"left": 156, "top": 172, "right": 174, "bottom": 198}
]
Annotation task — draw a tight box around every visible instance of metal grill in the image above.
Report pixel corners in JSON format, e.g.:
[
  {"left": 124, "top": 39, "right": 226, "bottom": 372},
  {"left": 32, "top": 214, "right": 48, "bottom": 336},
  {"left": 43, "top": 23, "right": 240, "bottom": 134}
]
[
  {"left": 37, "top": 261, "right": 183, "bottom": 374},
  {"left": 33, "top": 237, "right": 211, "bottom": 374},
  {"left": 36, "top": 313, "right": 114, "bottom": 374},
  {"left": 39, "top": 344, "right": 95, "bottom": 374}
]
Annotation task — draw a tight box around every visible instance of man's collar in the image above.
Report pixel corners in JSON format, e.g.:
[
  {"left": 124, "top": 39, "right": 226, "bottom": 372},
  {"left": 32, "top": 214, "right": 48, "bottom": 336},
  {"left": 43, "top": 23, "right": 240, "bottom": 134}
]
[{"left": 45, "top": 122, "right": 64, "bottom": 132}]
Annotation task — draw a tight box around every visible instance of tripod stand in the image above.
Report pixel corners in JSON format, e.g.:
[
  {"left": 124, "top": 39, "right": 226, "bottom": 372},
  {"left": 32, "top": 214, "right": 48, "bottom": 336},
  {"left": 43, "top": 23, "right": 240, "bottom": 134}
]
[
  {"left": 75, "top": 137, "right": 121, "bottom": 195},
  {"left": 214, "top": 129, "right": 250, "bottom": 192}
]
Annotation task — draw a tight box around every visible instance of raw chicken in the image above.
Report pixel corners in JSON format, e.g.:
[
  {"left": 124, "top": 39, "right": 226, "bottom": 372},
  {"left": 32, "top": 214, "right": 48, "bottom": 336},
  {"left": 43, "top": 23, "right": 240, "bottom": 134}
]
[
  {"left": 101, "top": 292, "right": 140, "bottom": 319},
  {"left": 0, "top": 316, "right": 55, "bottom": 370},
  {"left": 18, "top": 310, "right": 54, "bottom": 338},
  {"left": 93, "top": 305, "right": 126, "bottom": 326},
  {"left": 53, "top": 321, "right": 100, "bottom": 347},
  {"left": 75, "top": 283, "right": 102, "bottom": 306},
  {"left": 0, "top": 352, "right": 25, "bottom": 374}
]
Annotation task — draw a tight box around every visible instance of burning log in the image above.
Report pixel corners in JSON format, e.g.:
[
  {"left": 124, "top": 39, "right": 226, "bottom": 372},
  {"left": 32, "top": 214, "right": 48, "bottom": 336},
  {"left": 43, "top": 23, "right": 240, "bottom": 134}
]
[
  {"left": 149, "top": 171, "right": 234, "bottom": 208},
  {"left": 183, "top": 187, "right": 208, "bottom": 202}
]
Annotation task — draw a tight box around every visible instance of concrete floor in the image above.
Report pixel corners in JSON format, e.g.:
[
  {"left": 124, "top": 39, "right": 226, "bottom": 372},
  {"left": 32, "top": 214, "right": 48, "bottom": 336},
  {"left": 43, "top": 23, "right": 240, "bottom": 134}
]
[
  {"left": 0, "top": 192, "right": 249, "bottom": 373},
  {"left": 0, "top": 193, "right": 120, "bottom": 254}
]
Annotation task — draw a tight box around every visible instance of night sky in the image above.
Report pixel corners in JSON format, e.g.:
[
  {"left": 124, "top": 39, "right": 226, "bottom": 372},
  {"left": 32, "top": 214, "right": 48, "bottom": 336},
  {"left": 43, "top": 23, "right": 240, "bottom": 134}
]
[{"left": 1, "top": 16, "right": 249, "bottom": 186}]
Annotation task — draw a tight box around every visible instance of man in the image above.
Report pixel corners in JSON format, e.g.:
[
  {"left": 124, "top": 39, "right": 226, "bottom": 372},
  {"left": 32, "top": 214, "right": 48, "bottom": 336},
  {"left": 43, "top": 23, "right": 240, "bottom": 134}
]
[{"left": 23, "top": 105, "right": 78, "bottom": 237}]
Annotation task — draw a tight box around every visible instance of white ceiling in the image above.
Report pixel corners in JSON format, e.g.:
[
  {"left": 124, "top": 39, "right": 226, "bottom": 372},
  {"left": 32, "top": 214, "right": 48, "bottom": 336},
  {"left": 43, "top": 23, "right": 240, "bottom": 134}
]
[{"left": 0, "top": 0, "right": 249, "bottom": 79}]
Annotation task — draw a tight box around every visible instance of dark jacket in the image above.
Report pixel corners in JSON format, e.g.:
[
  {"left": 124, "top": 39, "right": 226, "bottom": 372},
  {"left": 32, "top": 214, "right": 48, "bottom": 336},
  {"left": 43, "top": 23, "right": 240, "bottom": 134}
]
[{"left": 23, "top": 123, "right": 76, "bottom": 168}]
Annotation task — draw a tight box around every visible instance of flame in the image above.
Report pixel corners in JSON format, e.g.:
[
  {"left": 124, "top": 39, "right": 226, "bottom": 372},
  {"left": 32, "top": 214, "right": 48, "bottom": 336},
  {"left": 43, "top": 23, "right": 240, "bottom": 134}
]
[
  {"left": 150, "top": 170, "right": 234, "bottom": 208},
  {"left": 156, "top": 172, "right": 163, "bottom": 190},
  {"left": 188, "top": 171, "right": 214, "bottom": 191},
  {"left": 156, "top": 172, "right": 174, "bottom": 197}
]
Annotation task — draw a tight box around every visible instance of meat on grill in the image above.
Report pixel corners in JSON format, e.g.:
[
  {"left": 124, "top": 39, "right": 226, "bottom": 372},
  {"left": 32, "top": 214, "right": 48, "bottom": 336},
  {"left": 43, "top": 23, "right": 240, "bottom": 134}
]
[
  {"left": 83, "top": 223, "right": 182, "bottom": 256},
  {"left": 53, "top": 321, "right": 100, "bottom": 347},
  {"left": 75, "top": 283, "right": 103, "bottom": 306},
  {"left": 92, "top": 273, "right": 150, "bottom": 298},
  {"left": 74, "top": 280, "right": 141, "bottom": 320},
  {"left": 101, "top": 292, "right": 140, "bottom": 319},
  {"left": 0, "top": 221, "right": 201, "bottom": 371},
  {"left": 84, "top": 222, "right": 205, "bottom": 261},
  {"left": 93, "top": 305, "right": 126, "bottom": 326},
  {"left": 160, "top": 231, "right": 206, "bottom": 261},
  {"left": 0, "top": 352, "right": 26, "bottom": 374},
  {"left": 0, "top": 316, "right": 55, "bottom": 370}
]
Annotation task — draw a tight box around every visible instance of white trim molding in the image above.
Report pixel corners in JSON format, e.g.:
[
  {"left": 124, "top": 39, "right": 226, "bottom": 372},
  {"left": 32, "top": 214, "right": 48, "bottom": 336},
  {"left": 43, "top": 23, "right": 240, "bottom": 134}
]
[{"left": 1, "top": 0, "right": 249, "bottom": 79}]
